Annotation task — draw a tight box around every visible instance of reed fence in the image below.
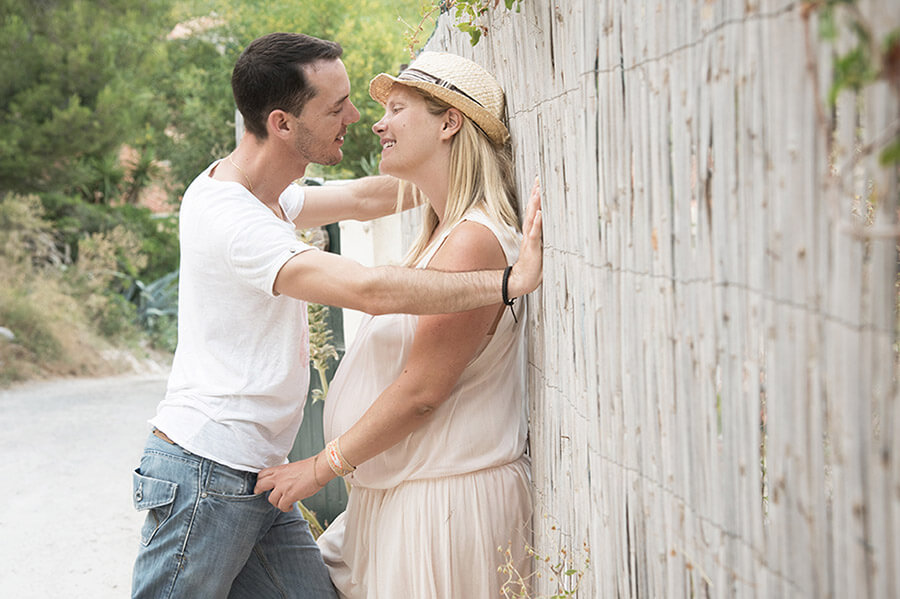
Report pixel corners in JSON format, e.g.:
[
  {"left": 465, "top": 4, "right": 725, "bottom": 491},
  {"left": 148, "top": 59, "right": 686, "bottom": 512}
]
[{"left": 423, "top": 1, "right": 899, "bottom": 596}]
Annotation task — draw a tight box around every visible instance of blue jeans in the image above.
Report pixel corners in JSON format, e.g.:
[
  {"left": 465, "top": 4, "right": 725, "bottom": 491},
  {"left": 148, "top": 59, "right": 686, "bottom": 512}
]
[{"left": 131, "top": 432, "right": 337, "bottom": 599}]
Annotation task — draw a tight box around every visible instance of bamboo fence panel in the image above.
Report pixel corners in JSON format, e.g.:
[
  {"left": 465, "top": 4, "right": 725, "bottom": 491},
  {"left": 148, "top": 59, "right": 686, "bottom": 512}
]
[{"left": 419, "top": 1, "right": 899, "bottom": 597}]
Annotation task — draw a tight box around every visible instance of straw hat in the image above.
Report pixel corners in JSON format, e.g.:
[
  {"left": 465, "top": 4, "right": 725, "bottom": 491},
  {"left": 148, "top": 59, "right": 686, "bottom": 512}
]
[{"left": 369, "top": 52, "right": 509, "bottom": 144}]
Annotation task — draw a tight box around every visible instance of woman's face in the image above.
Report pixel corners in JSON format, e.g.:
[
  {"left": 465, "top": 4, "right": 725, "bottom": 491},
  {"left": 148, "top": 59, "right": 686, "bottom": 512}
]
[{"left": 372, "top": 86, "right": 447, "bottom": 179}]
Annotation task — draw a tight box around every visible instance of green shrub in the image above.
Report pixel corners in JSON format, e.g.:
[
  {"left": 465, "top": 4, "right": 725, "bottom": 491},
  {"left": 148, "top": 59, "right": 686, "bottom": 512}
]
[{"left": 38, "top": 192, "right": 180, "bottom": 283}]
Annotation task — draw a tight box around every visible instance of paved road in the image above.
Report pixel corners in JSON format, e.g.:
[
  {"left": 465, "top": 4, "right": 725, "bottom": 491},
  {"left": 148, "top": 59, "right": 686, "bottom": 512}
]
[{"left": 0, "top": 373, "right": 168, "bottom": 598}]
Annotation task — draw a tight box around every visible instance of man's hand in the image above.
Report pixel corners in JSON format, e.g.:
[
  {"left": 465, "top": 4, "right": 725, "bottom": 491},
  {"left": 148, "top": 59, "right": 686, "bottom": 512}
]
[
  {"left": 254, "top": 455, "right": 327, "bottom": 512},
  {"left": 508, "top": 177, "right": 544, "bottom": 298}
]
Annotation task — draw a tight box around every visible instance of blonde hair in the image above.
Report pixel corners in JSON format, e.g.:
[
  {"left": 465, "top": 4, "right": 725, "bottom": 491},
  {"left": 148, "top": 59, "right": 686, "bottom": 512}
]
[{"left": 399, "top": 91, "right": 519, "bottom": 266}]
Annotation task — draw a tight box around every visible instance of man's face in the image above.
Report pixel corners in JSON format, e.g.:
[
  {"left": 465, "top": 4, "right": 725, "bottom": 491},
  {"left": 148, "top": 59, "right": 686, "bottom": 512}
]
[{"left": 292, "top": 59, "right": 360, "bottom": 166}]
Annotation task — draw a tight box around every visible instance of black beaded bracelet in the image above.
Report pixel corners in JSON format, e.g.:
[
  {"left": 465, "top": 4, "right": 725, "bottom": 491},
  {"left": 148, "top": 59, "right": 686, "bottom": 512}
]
[{"left": 502, "top": 265, "right": 518, "bottom": 323}]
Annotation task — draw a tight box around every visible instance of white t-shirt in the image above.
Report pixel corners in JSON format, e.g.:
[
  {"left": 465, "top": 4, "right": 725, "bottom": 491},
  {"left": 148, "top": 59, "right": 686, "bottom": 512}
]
[{"left": 150, "top": 161, "right": 316, "bottom": 472}]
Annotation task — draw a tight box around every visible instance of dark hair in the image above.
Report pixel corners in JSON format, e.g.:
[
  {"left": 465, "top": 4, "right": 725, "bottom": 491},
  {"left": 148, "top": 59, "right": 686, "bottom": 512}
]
[{"left": 231, "top": 33, "right": 343, "bottom": 139}]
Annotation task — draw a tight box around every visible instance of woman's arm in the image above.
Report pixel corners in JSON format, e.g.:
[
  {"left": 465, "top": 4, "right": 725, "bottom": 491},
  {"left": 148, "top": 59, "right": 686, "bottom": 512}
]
[{"left": 255, "top": 220, "right": 509, "bottom": 510}]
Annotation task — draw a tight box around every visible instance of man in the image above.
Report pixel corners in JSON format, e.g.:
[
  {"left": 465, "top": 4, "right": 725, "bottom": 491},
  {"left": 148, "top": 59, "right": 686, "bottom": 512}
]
[{"left": 131, "top": 32, "right": 542, "bottom": 598}]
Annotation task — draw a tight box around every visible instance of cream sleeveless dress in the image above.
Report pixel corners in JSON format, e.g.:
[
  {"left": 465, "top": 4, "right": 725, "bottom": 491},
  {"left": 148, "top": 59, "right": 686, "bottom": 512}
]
[{"left": 317, "top": 209, "right": 533, "bottom": 599}]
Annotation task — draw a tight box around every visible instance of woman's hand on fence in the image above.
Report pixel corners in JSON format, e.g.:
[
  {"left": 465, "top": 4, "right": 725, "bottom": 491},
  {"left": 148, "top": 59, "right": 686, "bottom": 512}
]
[{"left": 508, "top": 176, "right": 544, "bottom": 298}]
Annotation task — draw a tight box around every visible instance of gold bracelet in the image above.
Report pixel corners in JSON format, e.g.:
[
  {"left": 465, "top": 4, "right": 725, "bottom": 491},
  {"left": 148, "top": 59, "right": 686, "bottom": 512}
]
[{"left": 312, "top": 452, "right": 325, "bottom": 488}]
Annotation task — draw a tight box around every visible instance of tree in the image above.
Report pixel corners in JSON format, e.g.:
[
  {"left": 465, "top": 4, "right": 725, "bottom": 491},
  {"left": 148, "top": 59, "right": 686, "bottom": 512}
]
[{"left": 0, "top": 0, "right": 176, "bottom": 198}]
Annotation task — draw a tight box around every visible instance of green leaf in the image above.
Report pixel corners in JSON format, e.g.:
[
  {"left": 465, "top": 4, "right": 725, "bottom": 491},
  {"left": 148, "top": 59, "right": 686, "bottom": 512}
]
[
  {"left": 828, "top": 45, "right": 876, "bottom": 105},
  {"left": 879, "top": 140, "right": 900, "bottom": 165},
  {"left": 819, "top": 7, "right": 837, "bottom": 41}
]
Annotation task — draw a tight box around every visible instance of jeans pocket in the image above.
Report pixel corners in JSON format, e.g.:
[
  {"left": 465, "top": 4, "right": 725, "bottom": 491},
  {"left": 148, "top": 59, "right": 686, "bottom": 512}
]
[
  {"left": 206, "top": 461, "right": 259, "bottom": 498},
  {"left": 133, "top": 469, "right": 178, "bottom": 546}
]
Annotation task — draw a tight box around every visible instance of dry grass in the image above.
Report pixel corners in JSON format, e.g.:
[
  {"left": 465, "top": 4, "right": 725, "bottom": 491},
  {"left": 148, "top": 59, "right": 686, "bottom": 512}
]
[
  {"left": 0, "top": 262, "right": 138, "bottom": 385},
  {"left": 0, "top": 193, "right": 163, "bottom": 386}
]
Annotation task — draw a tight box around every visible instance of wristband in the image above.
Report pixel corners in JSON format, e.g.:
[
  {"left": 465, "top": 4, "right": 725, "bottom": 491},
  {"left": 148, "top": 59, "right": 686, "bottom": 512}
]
[{"left": 502, "top": 265, "right": 518, "bottom": 323}]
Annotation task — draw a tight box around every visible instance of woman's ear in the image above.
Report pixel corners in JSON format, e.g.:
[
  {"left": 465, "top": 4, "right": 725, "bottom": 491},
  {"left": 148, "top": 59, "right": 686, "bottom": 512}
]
[{"left": 440, "top": 108, "right": 463, "bottom": 140}]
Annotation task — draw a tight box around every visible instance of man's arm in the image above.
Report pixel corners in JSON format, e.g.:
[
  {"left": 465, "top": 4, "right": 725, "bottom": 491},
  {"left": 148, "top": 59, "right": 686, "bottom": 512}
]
[
  {"left": 275, "top": 180, "right": 543, "bottom": 314},
  {"left": 292, "top": 175, "right": 419, "bottom": 229}
]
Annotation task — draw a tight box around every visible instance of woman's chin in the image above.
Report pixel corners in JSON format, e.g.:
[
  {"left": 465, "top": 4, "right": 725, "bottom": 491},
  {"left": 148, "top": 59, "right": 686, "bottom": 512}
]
[{"left": 378, "top": 160, "right": 396, "bottom": 178}]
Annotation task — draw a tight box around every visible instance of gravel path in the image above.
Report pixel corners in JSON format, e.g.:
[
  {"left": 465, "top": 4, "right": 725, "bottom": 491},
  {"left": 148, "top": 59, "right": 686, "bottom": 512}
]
[{"left": 0, "top": 373, "right": 168, "bottom": 598}]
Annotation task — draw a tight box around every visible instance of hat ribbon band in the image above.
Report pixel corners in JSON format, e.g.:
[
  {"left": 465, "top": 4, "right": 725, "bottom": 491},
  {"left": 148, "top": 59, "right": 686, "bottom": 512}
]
[{"left": 398, "top": 68, "right": 484, "bottom": 108}]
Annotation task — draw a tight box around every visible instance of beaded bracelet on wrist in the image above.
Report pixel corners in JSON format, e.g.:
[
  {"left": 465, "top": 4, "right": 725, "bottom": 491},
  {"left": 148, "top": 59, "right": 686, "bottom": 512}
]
[{"left": 325, "top": 438, "right": 356, "bottom": 477}]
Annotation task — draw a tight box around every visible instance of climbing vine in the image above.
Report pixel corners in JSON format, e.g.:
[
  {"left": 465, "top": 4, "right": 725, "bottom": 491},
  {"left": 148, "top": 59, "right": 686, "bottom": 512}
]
[
  {"left": 806, "top": 0, "right": 900, "bottom": 164},
  {"left": 402, "top": 0, "right": 523, "bottom": 57}
]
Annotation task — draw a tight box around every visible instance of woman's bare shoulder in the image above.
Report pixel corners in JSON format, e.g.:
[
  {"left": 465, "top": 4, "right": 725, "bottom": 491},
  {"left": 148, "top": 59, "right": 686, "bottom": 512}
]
[{"left": 430, "top": 219, "right": 507, "bottom": 271}]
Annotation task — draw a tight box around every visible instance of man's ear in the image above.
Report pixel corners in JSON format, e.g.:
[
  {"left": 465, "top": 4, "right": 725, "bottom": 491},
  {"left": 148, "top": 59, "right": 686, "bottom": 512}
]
[
  {"left": 440, "top": 108, "right": 463, "bottom": 140},
  {"left": 267, "top": 109, "right": 293, "bottom": 140}
]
